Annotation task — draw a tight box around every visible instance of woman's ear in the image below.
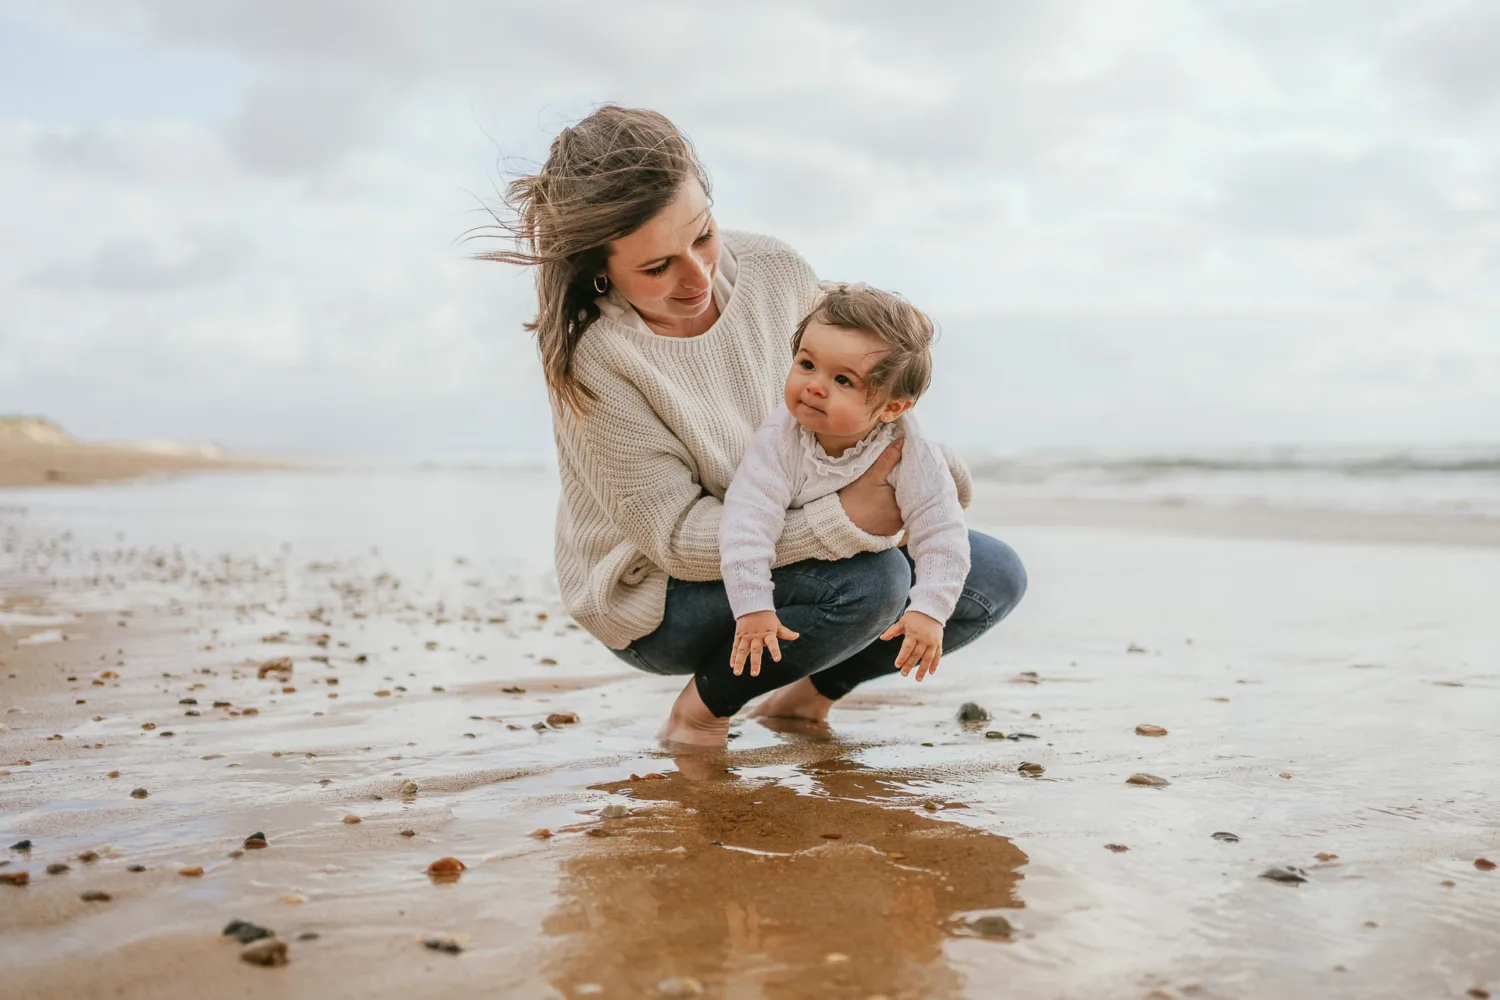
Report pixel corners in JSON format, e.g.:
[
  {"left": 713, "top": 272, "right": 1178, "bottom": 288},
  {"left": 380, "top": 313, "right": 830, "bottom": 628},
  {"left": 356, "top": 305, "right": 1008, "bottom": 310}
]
[{"left": 877, "top": 397, "right": 915, "bottom": 423}]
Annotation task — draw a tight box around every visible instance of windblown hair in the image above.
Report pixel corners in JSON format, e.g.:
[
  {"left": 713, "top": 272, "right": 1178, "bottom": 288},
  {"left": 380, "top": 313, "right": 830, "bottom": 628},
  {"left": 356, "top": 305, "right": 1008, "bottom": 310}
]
[
  {"left": 791, "top": 283, "right": 936, "bottom": 402},
  {"left": 470, "top": 106, "right": 710, "bottom": 414}
]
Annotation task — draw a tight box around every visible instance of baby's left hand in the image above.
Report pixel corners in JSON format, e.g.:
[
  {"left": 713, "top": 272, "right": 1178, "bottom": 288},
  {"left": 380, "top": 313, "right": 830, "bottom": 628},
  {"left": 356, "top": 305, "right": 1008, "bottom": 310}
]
[{"left": 881, "top": 610, "right": 943, "bottom": 682}]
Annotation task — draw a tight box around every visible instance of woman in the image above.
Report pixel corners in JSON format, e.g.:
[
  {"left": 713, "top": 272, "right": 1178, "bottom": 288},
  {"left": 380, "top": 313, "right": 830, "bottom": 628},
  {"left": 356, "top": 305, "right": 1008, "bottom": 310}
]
[{"left": 482, "top": 106, "right": 1026, "bottom": 747}]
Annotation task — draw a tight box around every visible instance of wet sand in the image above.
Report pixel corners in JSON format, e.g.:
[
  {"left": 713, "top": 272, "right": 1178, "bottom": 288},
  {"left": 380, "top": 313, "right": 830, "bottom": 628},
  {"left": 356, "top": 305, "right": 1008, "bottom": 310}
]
[
  {"left": 1, "top": 471, "right": 1498, "bottom": 999},
  {"left": 0, "top": 441, "right": 278, "bottom": 488}
]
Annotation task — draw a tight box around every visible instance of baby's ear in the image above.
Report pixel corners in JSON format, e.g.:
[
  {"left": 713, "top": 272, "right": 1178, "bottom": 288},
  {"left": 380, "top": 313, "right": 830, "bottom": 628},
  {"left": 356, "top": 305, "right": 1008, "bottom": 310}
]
[{"left": 878, "top": 397, "right": 915, "bottom": 423}]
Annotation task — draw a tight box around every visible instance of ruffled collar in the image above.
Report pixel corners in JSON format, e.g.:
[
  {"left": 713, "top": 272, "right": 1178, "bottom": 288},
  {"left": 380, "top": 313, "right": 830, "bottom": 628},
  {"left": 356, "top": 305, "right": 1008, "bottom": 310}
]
[{"left": 797, "top": 418, "right": 901, "bottom": 477}]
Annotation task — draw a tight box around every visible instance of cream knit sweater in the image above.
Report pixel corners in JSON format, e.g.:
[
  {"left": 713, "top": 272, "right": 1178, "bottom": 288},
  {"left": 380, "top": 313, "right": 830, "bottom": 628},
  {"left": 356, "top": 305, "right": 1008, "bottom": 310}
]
[{"left": 549, "top": 231, "right": 971, "bottom": 649}]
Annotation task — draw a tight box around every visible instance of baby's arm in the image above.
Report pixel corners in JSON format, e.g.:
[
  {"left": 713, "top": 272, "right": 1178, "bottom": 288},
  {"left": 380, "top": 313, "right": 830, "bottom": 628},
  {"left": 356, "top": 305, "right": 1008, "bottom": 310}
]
[
  {"left": 885, "top": 424, "right": 971, "bottom": 680},
  {"left": 721, "top": 421, "right": 799, "bottom": 675}
]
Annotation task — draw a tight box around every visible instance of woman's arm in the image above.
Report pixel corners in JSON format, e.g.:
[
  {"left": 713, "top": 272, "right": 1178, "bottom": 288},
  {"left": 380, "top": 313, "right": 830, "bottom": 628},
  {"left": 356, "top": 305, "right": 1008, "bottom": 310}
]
[{"left": 560, "top": 375, "right": 898, "bottom": 582}]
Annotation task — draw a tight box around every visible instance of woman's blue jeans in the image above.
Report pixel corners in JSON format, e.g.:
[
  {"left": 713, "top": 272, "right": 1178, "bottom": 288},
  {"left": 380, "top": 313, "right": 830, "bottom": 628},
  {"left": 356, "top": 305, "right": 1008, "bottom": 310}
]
[{"left": 609, "top": 531, "right": 1027, "bottom": 718}]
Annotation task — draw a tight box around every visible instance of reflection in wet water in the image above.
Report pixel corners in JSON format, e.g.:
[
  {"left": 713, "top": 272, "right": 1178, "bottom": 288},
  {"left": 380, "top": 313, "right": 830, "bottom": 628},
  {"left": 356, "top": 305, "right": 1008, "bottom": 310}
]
[{"left": 546, "top": 752, "right": 1027, "bottom": 999}]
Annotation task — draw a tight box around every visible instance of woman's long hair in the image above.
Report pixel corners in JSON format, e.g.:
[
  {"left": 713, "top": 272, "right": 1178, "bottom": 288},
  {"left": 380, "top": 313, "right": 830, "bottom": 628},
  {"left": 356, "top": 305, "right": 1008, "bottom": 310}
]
[{"left": 471, "top": 106, "right": 710, "bottom": 415}]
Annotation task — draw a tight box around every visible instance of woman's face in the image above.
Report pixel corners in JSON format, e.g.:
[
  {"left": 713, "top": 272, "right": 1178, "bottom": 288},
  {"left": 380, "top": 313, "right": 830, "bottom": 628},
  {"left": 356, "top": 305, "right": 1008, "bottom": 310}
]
[{"left": 603, "top": 178, "right": 721, "bottom": 326}]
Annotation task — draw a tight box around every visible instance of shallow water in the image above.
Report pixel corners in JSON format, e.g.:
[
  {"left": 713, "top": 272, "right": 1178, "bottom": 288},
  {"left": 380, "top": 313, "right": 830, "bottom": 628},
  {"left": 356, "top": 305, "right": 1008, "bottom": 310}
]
[{"left": 2, "top": 469, "right": 1498, "bottom": 999}]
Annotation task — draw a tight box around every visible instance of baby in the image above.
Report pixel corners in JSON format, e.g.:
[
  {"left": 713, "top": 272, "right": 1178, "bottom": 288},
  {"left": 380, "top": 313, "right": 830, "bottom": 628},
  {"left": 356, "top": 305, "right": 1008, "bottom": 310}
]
[{"left": 719, "top": 283, "right": 969, "bottom": 682}]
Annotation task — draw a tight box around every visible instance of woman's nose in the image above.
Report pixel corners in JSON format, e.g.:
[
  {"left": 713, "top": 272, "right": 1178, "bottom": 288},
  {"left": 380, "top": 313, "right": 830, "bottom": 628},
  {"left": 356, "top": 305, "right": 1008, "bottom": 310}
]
[{"left": 682, "top": 253, "right": 711, "bottom": 291}]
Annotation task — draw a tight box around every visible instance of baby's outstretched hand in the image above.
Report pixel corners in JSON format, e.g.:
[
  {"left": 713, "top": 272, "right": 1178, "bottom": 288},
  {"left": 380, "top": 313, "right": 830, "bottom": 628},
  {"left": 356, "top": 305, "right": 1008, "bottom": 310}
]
[
  {"left": 731, "top": 611, "right": 800, "bottom": 678},
  {"left": 882, "top": 611, "right": 944, "bottom": 682}
]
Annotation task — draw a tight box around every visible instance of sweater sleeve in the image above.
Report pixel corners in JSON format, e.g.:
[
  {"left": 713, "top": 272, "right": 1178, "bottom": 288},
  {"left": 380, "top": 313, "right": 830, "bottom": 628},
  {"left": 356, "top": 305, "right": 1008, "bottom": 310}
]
[
  {"left": 565, "top": 369, "right": 895, "bottom": 583},
  {"left": 890, "top": 423, "right": 971, "bottom": 623},
  {"left": 719, "top": 419, "right": 795, "bottom": 617}
]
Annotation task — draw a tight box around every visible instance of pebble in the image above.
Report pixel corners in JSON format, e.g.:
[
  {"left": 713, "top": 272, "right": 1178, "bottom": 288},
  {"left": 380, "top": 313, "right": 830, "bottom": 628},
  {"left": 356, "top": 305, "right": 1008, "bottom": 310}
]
[
  {"left": 242, "top": 708, "right": 259, "bottom": 716},
  {"left": 127, "top": 865, "right": 146, "bottom": 873},
  {"left": 1259, "top": 866, "right": 1309, "bottom": 884},
  {"left": 825, "top": 952, "right": 850, "bottom": 963},
  {"left": 501, "top": 686, "right": 525, "bottom": 694},
  {"left": 1, "top": 872, "right": 29, "bottom": 886},
  {"left": 600, "top": 803, "right": 628, "bottom": 819},
  {"left": 179, "top": 866, "right": 204, "bottom": 877},
  {"left": 131, "top": 788, "right": 149, "bottom": 799},
  {"left": 10, "top": 840, "right": 32, "bottom": 852},
  {"left": 228, "top": 850, "right": 244, "bottom": 859},
  {"left": 547, "top": 712, "right": 580, "bottom": 727},
  {"left": 984, "top": 731, "right": 1006, "bottom": 740},
  {"left": 107, "top": 771, "right": 120, "bottom": 778},
  {"left": 1105, "top": 844, "right": 1129, "bottom": 853},
  {"left": 141, "top": 722, "right": 156, "bottom": 731},
  {"left": 399, "top": 780, "right": 419, "bottom": 797},
  {"left": 956, "top": 702, "right": 990, "bottom": 723},
  {"left": 1126, "top": 773, "right": 1169, "bottom": 787},
  {"left": 77, "top": 851, "right": 99, "bottom": 863},
  {"left": 530, "top": 829, "right": 554, "bottom": 839},
  {"left": 1211, "top": 832, "right": 1241, "bottom": 843},
  {"left": 240, "top": 938, "right": 288, "bottom": 967},
  {"left": 1468, "top": 989, "right": 1490, "bottom": 999},
  {"left": 224, "top": 919, "right": 274, "bottom": 943},
  {"left": 1135, "top": 724, "right": 1168, "bottom": 737},
  {"left": 820, "top": 832, "right": 842, "bottom": 840},
  {"left": 656, "top": 978, "right": 704, "bottom": 998},
  {"left": 423, "top": 936, "right": 462, "bottom": 954},
  {"left": 46, "top": 863, "right": 70, "bottom": 875},
  {"left": 1314, "top": 852, "right": 1338, "bottom": 862},
  {"left": 586, "top": 828, "right": 610, "bottom": 838},
  {"left": 1279, "top": 772, "right": 1293, "bottom": 779},
  {"left": 1018, "top": 762, "right": 1044, "bottom": 776},
  {"left": 280, "top": 893, "right": 305, "bottom": 905},
  {"left": 298, "top": 932, "right": 320, "bottom": 941},
  {"left": 343, "top": 815, "right": 361, "bottom": 825},
  {"left": 80, "top": 890, "right": 111, "bottom": 902},
  {"left": 400, "top": 829, "right": 416, "bottom": 838},
  {"left": 244, "top": 832, "right": 268, "bottom": 849},
  {"left": 967, "top": 914, "right": 1013, "bottom": 937},
  {"left": 1476, "top": 858, "right": 1496, "bottom": 871},
  {"left": 427, "top": 857, "right": 466, "bottom": 879}
]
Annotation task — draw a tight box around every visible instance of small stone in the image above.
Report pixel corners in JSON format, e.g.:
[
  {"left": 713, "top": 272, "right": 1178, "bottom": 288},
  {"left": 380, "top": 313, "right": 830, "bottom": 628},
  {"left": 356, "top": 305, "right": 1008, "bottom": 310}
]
[
  {"left": 1279, "top": 772, "right": 1293, "bottom": 779},
  {"left": 967, "top": 914, "right": 1013, "bottom": 937},
  {"left": 10, "top": 840, "right": 32, "bottom": 852},
  {"left": 547, "top": 712, "right": 580, "bottom": 727},
  {"left": 984, "top": 730, "right": 1006, "bottom": 740},
  {"left": 77, "top": 851, "right": 99, "bottom": 863},
  {"left": 1, "top": 872, "right": 30, "bottom": 886},
  {"left": 141, "top": 722, "right": 156, "bottom": 731},
  {"left": 586, "top": 828, "right": 609, "bottom": 838},
  {"left": 427, "top": 857, "right": 466, "bottom": 878},
  {"left": 280, "top": 893, "right": 305, "bottom": 905},
  {"left": 242, "top": 707, "right": 259, "bottom": 716},
  {"left": 1126, "top": 773, "right": 1169, "bottom": 787},
  {"left": 228, "top": 850, "right": 244, "bottom": 859},
  {"left": 1363, "top": 920, "right": 1377, "bottom": 927},
  {"left": 825, "top": 952, "right": 850, "bottom": 963},
  {"left": 1105, "top": 844, "right": 1129, "bottom": 853},
  {"left": 1127, "top": 643, "right": 1146, "bottom": 653},
  {"left": 374, "top": 689, "right": 392, "bottom": 697},
  {"left": 107, "top": 770, "right": 120, "bottom": 778},
  {"left": 224, "top": 919, "right": 274, "bottom": 944},
  {"left": 424, "top": 936, "right": 462, "bottom": 954},
  {"left": 1211, "top": 832, "right": 1240, "bottom": 843},
  {"left": 820, "top": 832, "right": 842, "bottom": 840},
  {"left": 1314, "top": 852, "right": 1338, "bottom": 862},
  {"left": 1476, "top": 858, "right": 1496, "bottom": 871},
  {"left": 80, "top": 890, "right": 111, "bottom": 902},
  {"left": 47, "top": 863, "right": 70, "bottom": 875},
  {"left": 1442, "top": 880, "right": 1456, "bottom": 887},
  {"left": 298, "top": 932, "right": 320, "bottom": 941},
  {"left": 530, "top": 829, "right": 553, "bottom": 839},
  {"left": 244, "top": 833, "right": 268, "bottom": 849},
  {"left": 956, "top": 702, "right": 990, "bottom": 723},
  {"left": 400, "top": 829, "right": 416, "bottom": 838},
  {"left": 600, "top": 803, "right": 628, "bottom": 819},
  {"left": 179, "top": 866, "right": 204, "bottom": 877},
  {"left": 179, "top": 698, "right": 197, "bottom": 705},
  {"left": 1259, "top": 866, "right": 1309, "bottom": 884},
  {"left": 240, "top": 938, "right": 288, "bottom": 966},
  {"left": 502, "top": 686, "right": 525, "bottom": 694},
  {"left": 1135, "top": 724, "right": 1168, "bottom": 737},
  {"left": 1467, "top": 989, "right": 1490, "bottom": 999},
  {"left": 399, "top": 780, "right": 419, "bottom": 797},
  {"left": 343, "top": 815, "right": 361, "bottom": 825},
  {"left": 127, "top": 865, "right": 146, "bottom": 872},
  {"left": 1018, "top": 762, "right": 1044, "bottom": 776},
  {"left": 131, "top": 788, "right": 149, "bottom": 799},
  {"left": 655, "top": 978, "right": 704, "bottom": 998}
]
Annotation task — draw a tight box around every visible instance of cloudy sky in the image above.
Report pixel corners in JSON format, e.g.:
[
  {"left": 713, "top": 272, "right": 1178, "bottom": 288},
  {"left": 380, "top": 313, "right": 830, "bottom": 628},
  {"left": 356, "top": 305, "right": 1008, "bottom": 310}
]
[{"left": 1, "top": 0, "right": 1496, "bottom": 458}]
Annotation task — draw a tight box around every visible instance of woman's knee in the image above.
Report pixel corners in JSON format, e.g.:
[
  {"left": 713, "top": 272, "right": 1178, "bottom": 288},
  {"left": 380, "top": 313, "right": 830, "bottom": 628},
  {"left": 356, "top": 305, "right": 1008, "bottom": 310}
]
[{"left": 965, "top": 531, "right": 1027, "bottom": 620}]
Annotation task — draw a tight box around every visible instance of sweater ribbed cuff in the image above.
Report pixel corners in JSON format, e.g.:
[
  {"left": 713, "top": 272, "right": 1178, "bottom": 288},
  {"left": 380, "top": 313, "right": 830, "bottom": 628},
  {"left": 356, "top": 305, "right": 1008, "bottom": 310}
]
[{"left": 803, "top": 493, "right": 898, "bottom": 560}]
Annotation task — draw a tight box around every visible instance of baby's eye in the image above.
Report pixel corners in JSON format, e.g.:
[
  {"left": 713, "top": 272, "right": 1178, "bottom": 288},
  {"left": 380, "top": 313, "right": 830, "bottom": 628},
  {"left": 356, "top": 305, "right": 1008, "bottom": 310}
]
[
  {"left": 798, "top": 359, "right": 814, "bottom": 371},
  {"left": 834, "top": 374, "right": 853, "bottom": 387}
]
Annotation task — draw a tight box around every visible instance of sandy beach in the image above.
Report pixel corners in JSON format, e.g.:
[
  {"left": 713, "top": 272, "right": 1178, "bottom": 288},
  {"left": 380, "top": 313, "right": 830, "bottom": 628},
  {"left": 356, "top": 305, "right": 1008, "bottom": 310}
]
[{"left": 2, "top": 467, "right": 1498, "bottom": 999}]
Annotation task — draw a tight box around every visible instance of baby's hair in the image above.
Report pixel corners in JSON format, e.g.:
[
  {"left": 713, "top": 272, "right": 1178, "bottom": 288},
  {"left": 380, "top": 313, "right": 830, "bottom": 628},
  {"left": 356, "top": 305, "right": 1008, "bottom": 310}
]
[{"left": 790, "top": 283, "right": 935, "bottom": 401}]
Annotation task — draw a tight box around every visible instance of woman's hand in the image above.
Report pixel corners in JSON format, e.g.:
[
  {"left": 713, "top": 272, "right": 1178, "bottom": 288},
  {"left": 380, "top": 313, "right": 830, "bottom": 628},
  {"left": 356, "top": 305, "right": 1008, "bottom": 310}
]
[
  {"left": 731, "top": 610, "right": 799, "bottom": 677},
  {"left": 838, "top": 438, "right": 905, "bottom": 535}
]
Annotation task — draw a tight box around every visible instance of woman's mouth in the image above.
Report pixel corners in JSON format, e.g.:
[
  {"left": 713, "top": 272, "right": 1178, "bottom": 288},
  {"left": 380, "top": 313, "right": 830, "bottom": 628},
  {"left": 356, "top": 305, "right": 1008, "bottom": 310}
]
[{"left": 673, "top": 288, "right": 709, "bottom": 306}]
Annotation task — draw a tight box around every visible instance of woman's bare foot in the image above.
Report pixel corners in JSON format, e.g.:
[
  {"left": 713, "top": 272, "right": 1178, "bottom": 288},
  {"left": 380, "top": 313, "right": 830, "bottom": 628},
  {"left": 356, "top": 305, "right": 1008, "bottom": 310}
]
[
  {"left": 748, "top": 677, "right": 835, "bottom": 723},
  {"left": 657, "top": 677, "right": 731, "bottom": 747}
]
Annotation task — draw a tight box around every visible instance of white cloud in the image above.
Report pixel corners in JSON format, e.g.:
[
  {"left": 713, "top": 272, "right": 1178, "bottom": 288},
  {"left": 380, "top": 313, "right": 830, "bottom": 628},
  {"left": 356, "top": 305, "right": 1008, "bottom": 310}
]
[{"left": 0, "top": 0, "right": 1496, "bottom": 455}]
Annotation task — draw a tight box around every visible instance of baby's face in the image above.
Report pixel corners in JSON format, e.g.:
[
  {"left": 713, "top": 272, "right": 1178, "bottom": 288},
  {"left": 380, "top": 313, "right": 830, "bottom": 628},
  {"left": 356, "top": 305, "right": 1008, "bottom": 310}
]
[{"left": 784, "top": 320, "right": 900, "bottom": 439}]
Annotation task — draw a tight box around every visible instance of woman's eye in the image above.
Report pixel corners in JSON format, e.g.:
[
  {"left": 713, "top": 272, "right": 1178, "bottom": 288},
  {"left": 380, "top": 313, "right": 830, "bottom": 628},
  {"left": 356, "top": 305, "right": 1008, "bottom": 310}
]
[
  {"left": 644, "top": 261, "right": 669, "bottom": 277},
  {"left": 694, "top": 229, "right": 713, "bottom": 246}
]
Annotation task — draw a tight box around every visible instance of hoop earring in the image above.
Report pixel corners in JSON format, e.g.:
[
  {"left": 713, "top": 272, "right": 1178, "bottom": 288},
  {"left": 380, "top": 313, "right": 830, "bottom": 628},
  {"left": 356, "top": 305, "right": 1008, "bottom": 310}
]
[{"left": 593, "top": 274, "right": 608, "bottom": 295}]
